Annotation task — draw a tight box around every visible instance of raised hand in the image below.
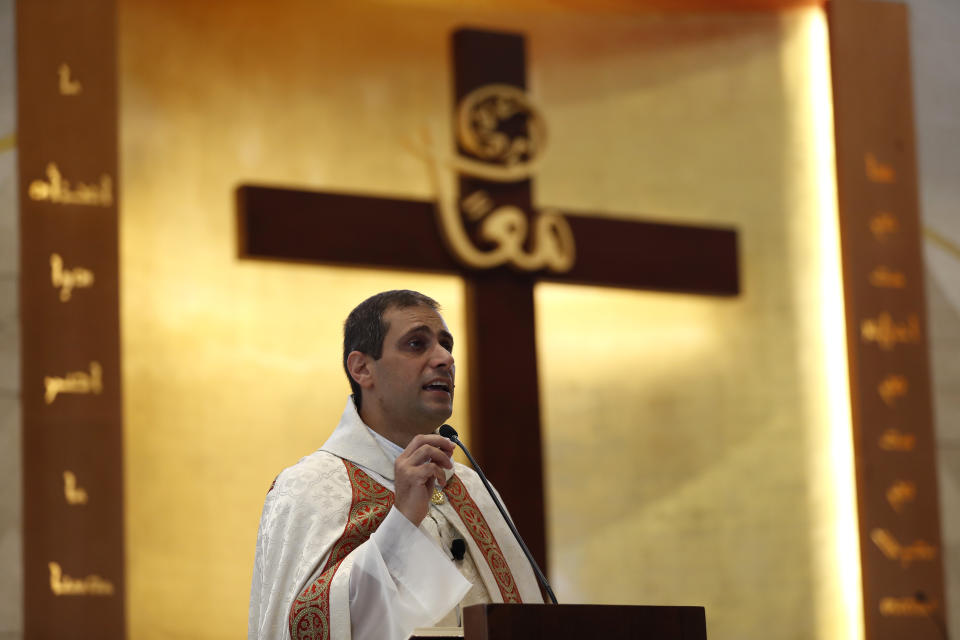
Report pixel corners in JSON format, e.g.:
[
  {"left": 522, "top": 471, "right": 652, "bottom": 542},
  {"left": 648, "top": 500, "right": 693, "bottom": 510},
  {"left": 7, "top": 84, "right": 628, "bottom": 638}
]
[{"left": 394, "top": 434, "right": 455, "bottom": 526}]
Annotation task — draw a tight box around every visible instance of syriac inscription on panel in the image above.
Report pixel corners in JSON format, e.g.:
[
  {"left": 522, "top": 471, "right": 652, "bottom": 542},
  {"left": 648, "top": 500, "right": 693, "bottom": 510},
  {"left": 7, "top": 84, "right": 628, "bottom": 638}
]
[
  {"left": 868, "top": 266, "right": 906, "bottom": 289},
  {"left": 860, "top": 312, "right": 920, "bottom": 350},
  {"left": 44, "top": 361, "right": 103, "bottom": 404},
  {"left": 29, "top": 163, "right": 113, "bottom": 207},
  {"left": 63, "top": 471, "right": 89, "bottom": 505},
  {"left": 878, "top": 428, "right": 916, "bottom": 452},
  {"left": 48, "top": 562, "right": 114, "bottom": 596},
  {"left": 877, "top": 374, "right": 908, "bottom": 407},
  {"left": 885, "top": 480, "right": 916, "bottom": 513},
  {"left": 833, "top": 7, "right": 947, "bottom": 632},
  {"left": 870, "top": 528, "right": 937, "bottom": 568},
  {"left": 57, "top": 63, "right": 82, "bottom": 95},
  {"left": 869, "top": 211, "right": 900, "bottom": 240},
  {"left": 878, "top": 596, "right": 938, "bottom": 617},
  {"left": 864, "top": 152, "right": 896, "bottom": 184},
  {"left": 50, "top": 253, "right": 95, "bottom": 301},
  {"left": 20, "top": 1, "right": 125, "bottom": 634}
]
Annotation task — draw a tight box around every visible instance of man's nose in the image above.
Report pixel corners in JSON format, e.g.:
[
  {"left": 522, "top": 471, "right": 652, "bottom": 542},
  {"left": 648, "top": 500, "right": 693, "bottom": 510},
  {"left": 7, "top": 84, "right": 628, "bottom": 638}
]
[{"left": 433, "top": 343, "right": 454, "bottom": 369}]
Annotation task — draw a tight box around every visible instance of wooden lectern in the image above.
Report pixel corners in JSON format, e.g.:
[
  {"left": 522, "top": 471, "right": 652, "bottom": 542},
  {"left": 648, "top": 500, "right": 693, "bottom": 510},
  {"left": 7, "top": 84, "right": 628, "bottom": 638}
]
[{"left": 412, "top": 604, "right": 707, "bottom": 639}]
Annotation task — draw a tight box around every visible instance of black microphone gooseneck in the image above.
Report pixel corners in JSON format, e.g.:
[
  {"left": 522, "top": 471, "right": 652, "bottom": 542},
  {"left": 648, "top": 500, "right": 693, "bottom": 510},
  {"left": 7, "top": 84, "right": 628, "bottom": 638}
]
[{"left": 439, "top": 424, "right": 559, "bottom": 605}]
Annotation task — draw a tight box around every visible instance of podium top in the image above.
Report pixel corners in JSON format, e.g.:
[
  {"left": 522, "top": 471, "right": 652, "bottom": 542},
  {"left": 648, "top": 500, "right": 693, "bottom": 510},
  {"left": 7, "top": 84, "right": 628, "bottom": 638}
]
[
  {"left": 410, "top": 627, "right": 464, "bottom": 639},
  {"left": 460, "top": 603, "right": 706, "bottom": 640}
]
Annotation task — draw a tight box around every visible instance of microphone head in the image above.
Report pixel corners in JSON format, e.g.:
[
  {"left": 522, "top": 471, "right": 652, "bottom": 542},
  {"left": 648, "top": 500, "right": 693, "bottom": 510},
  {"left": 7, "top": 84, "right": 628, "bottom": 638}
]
[{"left": 438, "top": 424, "right": 458, "bottom": 440}]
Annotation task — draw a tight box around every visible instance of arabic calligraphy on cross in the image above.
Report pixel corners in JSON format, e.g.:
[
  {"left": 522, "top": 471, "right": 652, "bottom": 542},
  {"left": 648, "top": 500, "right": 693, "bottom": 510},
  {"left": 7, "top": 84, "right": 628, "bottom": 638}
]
[{"left": 415, "top": 83, "right": 576, "bottom": 273}]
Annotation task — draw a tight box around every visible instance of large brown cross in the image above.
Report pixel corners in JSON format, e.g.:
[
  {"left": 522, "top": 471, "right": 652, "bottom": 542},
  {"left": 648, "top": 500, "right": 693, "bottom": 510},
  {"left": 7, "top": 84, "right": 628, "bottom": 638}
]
[{"left": 237, "top": 28, "right": 738, "bottom": 569}]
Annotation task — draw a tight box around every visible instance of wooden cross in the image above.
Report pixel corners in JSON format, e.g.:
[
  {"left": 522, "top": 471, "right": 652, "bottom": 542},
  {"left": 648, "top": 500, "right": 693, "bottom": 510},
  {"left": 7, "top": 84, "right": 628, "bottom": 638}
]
[{"left": 237, "top": 28, "right": 739, "bottom": 569}]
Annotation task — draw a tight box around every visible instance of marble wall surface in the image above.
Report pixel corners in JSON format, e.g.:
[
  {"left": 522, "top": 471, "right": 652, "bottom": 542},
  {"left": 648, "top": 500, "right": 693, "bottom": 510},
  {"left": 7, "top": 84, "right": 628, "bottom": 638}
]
[
  {"left": 0, "top": 0, "right": 21, "bottom": 637},
  {"left": 906, "top": 0, "right": 960, "bottom": 631}
]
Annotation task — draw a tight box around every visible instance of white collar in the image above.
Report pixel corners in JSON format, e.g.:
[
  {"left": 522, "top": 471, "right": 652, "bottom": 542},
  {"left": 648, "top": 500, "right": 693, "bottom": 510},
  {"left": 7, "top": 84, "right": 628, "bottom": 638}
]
[
  {"left": 368, "top": 425, "right": 404, "bottom": 459},
  {"left": 320, "top": 397, "right": 453, "bottom": 482}
]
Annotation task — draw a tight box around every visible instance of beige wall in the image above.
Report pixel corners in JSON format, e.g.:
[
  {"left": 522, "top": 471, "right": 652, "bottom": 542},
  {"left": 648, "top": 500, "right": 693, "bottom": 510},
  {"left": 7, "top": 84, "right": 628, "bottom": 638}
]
[
  {"left": 118, "top": 3, "right": 857, "bottom": 639},
  {"left": 0, "top": 0, "right": 22, "bottom": 637},
  {"left": 907, "top": 0, "right": 960, "bottom": 631}
]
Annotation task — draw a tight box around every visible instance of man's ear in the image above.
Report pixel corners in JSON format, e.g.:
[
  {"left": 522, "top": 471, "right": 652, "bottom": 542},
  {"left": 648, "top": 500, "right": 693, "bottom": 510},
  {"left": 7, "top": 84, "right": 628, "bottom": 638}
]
[{"left": 346, "top": 351, "right": 375, "bottom": 390}]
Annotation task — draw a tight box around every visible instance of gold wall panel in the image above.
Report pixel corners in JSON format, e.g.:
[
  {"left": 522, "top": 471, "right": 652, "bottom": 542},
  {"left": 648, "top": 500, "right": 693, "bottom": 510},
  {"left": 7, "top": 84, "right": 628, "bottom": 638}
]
[
  {"left": 534, "top": 9, "right": 858, "bottom": 639},
  {"left": 119, "top": 2, "right": 855, "bottom": 639}
]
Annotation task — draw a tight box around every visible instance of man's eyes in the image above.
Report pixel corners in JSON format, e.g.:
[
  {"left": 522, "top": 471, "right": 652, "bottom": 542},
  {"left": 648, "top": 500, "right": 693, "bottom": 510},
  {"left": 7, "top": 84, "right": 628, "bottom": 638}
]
[{"left": 404, "top": 337, "right": 453, "bottom": 354}]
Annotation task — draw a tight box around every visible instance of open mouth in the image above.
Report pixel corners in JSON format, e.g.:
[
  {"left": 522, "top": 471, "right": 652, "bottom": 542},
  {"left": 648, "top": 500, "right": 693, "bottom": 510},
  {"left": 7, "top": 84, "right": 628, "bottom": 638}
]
[{"left": 422, "top": 381, "right": 452, "bottom": 394}]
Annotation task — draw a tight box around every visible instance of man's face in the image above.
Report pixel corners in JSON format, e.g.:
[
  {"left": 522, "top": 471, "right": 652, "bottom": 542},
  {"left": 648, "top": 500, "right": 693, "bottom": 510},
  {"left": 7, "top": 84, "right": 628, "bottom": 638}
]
[{"left": 366, "top": 304, "right": 455, "bottom": 432}]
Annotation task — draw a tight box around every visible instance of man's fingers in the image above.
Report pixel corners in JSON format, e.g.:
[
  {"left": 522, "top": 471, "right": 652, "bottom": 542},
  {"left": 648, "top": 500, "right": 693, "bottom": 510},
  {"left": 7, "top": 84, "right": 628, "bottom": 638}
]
[
  {"left": 423, "top": 445, "right": 453, "bottom": 468},
  {"left": 403, "top": 443, "right": 453, "bottom": 469},
  {"left": 397, "top": 449, "right": 449, "bottom": 483},
  {"left": 404, "top": 434, "right": 455, "bottom": 457},
  {"left": 407, "top": 459, "right": 448, "bottom": 484},
  {"left": 393, "top": 436, "right": 456, "bottom": 526},
  {"left": 435, "top": 438, "right": 456, "bottom": 455}
]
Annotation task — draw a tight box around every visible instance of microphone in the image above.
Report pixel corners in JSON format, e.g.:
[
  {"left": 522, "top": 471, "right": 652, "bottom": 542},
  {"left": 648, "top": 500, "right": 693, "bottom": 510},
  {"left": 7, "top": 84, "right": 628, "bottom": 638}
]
[
  {"left": 438, "top": 424, "right": 558, "bottom": 605},
  {"left": 451, "top": 538, "right": 466, "bottom": 561}
]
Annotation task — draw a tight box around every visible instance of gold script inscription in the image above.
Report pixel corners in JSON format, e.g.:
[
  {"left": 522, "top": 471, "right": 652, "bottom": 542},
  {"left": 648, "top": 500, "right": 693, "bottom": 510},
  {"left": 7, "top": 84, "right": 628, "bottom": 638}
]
[
  {"left": 877, "top": 375, "right": 908, "bottom": 407},
  {"left": 48, "top": 562, "right": 114, "bottom": 596},
  {"left": 415, "top": 84, "right": 576, "bottom": 273},
  {"left": 50, "top": 253, "right": 95, "bottom": 302},
  {"left": 869, "top": 266, "right": 906, "bottom": 289},
  {"left": 63, "top": 471, "right": 89, "bottom": 505},
  {"left": 885, "top": 480, "right": 916, "bottom": 513},
  {"left": 29, "top": 163, "right": 113, "bottom": 207},
  {"left": 879, "top": 428, "right": 916, "bottom": 452},
  {"left": 865, "top": 152, "right": 896, "bottom": 184},
  {"left": 861, "top": 313, "right": 920, "bottom": 350},
  {"left": 869, "top": 211, "right": 900, "bottom": 240},
  {"left": 879, "top": 596, "right": 938, "bottom": 617},
  {"left": 44, "top": 361, "right": 103, "bottom": 404},
  {"left": 870, "top": 529, "right": 937, "bottom": 568},
  {"left": 462, "top": 190, "right": 496, "bottom": 221},
  {"left": 447, "top": 188, "right": 575, "bottom": 272},
  {"left": 458, "top": 84, "right": 546, "bottom": 170},
  {"left": 57, "top": 63, "right": 82, "bottom": 95}
]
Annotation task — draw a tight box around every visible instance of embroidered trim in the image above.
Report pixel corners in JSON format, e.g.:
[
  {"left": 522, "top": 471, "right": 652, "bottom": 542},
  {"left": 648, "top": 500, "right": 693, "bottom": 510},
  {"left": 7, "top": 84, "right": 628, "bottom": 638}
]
[
  {"left": 444, "top": 475, "right": 522, "bottom": 603},
  {"left": 288, "top": 460, "right": 394, "bottom": 640}
]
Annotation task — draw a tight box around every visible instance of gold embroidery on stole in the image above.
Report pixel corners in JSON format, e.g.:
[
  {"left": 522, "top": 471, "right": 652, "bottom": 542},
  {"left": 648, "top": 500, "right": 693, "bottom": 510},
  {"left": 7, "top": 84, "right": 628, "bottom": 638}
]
[
  {"left": 288, "top": 464, "right": 522, "bottom": 640},
  {"left": 288, "top": 460, "right": 394, "bottom": 639},
  {"left": 443, "top": 476, "right": 522, "bottom": 603}
]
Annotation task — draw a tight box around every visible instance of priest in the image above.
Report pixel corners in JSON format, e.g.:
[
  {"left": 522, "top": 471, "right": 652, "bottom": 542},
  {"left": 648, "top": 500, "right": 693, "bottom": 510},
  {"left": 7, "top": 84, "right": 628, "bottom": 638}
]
[{"left": 248, "top": 290, "right": 543, "bottom": 640}]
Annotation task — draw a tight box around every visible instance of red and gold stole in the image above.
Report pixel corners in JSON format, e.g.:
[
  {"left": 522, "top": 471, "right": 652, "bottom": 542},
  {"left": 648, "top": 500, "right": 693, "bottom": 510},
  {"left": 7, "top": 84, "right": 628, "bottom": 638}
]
[
  {"left": 442, "top": 475, "right": 522, "bottom": 604},
  {"left": 288, "top": 460, "right": 394, "bottom": 639},
  {"left": 288, "top": 461, "right": 521, "bottom": 640}
]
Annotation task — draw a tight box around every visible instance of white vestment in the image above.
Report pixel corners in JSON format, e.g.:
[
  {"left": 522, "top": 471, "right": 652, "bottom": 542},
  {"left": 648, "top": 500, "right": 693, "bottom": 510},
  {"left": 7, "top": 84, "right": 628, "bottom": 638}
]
[{"left": 249, "top": 398, "right": 543, "bottom": 640}]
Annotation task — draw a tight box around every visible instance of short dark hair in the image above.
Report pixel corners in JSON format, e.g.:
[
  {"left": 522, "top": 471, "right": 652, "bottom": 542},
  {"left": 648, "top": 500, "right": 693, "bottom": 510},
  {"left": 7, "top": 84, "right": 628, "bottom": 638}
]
[{"left": 343, "top": 290, "right": 440, "bottom": 409}]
